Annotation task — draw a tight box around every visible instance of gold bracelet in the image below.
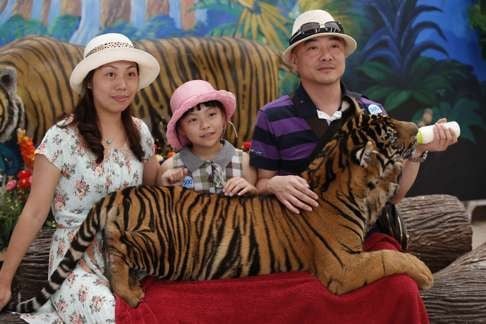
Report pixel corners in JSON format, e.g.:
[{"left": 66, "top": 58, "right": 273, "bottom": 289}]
[{"left": 409, "top": 150, "right": 429, "bottom": 163}]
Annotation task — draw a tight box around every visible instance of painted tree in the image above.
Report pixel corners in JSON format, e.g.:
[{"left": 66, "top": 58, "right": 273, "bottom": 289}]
[
  {"left": 130, "top": 0, "right": 145, "bottom": 29},
  {"left": 70, "top": 0, "right": 100, "bottom": 44},
  {"left": 0, "top": 0, "right": 16, "bottom": 24}
]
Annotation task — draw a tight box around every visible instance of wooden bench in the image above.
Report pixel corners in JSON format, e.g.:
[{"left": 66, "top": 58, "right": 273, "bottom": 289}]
[{"left": 1, "top": 194, "right": 485, "bottom": 323}]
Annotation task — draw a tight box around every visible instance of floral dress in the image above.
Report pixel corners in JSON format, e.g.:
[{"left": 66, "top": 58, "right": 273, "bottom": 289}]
[{"left": 21, "top": 116, "right": 154, "bottom": 324}]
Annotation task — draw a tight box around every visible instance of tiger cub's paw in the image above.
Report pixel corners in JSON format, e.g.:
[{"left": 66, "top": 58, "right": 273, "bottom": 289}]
[
  {"left": 116, "top": 284, "right": 145, "bottom": 308},
  {"left": 406, "top": 254, "right": 434, "bottom": 290}
]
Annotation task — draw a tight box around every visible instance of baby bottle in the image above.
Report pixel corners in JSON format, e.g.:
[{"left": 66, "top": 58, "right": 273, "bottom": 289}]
[{"left": 417, "top": 121, "right": 460, "bottom": 145}]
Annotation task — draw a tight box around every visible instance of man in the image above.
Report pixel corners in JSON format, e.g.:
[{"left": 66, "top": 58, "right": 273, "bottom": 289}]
[
  {"left": 250, "top": 6, "right": 457, "bottom": 323},
  {"left": 250, "top": 9, "right": 457, "bottom": 214},
  {"left": 250, "top": 9, "right": 458, "bottom": 322}
]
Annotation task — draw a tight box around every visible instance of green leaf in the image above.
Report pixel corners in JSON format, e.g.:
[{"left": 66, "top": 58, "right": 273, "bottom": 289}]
[
  {"left": 384, "top": 90, "right": 412, "bottom": 111},
  {"left": 357, "top": 61, "right": 390, "bottom": 81}
]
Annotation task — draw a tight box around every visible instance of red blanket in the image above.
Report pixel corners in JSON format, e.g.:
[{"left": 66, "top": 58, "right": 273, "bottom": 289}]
[{"left": 116, "top": 233, "right": 429, "bottom": 324}]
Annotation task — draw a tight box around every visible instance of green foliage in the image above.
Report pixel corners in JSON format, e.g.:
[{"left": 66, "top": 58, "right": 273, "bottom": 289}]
[
  {"left": 0, "top": 15, "right": 47, "bottom": 45},
  {"left": 470, "top": 2, "right": 486, "bottom": 58},
  {"left": 0, "top": 188, "right": 27, "bottom": 250},
  {"left": 48, "top": 15, "right": 80, "bottom": 41},
  {"left": 102, "top": 21, "right": 139, "bottom": 39},
  {"left": 278, "top": 68, "right": 299, "bottom": 96},
  {"left": 412, "top": 98, "right": 486, "bottom": 144},
  {"left": 357, "top": 57, "right": 475, "bottom": 113}
]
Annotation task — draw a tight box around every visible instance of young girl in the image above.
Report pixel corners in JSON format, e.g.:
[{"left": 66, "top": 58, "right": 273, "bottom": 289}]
[
  {"left": 158, "top": 80, "right": 256, "bottom": 196},
  {"left": 0, "top": 33, "right": 160, "bottom": 323}
]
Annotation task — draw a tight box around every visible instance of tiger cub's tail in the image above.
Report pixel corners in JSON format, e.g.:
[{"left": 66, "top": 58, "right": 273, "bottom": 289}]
[{"left": 10, "top": 196, "right": 114, "bottom": 313}]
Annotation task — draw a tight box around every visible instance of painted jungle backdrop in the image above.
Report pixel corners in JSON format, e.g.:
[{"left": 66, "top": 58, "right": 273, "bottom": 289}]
[{"left": 1, "top": 0, "right": 486, "bottom": 201}]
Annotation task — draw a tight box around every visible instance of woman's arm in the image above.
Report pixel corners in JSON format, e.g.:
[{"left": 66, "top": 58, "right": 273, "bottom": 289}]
[
  {"left": 0, "top": 155, "right": 60, "bottom": 311},
  {"left": 142, "top": 155, "right": 160, "bottom": 185}
]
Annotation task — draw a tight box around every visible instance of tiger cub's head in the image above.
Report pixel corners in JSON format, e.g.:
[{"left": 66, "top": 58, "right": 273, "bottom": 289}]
[
  {"left": 0, "top": 66, "right": 25, "bottom": 143},
  {"left": 303, "top": 102, "right": 417, "bottom": 204}
]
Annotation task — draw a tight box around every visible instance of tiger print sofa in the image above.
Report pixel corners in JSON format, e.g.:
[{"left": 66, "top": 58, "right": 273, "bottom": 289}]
[{"left": 1, "top": 36, "right": 485, "bottom": 323}]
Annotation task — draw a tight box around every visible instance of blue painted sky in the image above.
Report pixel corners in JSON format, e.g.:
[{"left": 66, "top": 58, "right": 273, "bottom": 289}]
[{"left": 417, "top": 0, "right": 486, "bottom": 81}]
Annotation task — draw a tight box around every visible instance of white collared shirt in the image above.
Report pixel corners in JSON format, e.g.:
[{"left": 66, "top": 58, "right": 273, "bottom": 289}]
[{"left": 316, "top": 100, "right": 350, "bottom": 124}]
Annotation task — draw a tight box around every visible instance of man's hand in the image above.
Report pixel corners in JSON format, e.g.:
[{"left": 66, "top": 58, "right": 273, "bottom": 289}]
[
  {"left": 267, "top": 175, "right": 319, "bottom": 214},
  {"left": 416, "top": 118, "right": 458, "bottom": 154}
]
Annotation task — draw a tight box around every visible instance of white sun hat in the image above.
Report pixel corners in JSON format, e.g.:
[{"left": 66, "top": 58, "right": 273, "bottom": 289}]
[
  {"left": 282, "top": 9, "right": 357, "bottom": 65},
  {"left": 69, "top": 33, "right": 160, "bottom": 94}
]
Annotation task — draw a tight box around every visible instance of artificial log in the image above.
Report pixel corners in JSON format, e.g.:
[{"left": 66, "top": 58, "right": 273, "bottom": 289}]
[
  {"left": 0, "top": 228, "right": 54, "bottom": 324},
  {"left": 398, "top": 194, "right": 473, "bottom": 273},
  {"left": 10, "top": 228, "right": 55, "bottom": 301},
  {"left": 421, "top": 241, "right": 486, "bottom": 323}
]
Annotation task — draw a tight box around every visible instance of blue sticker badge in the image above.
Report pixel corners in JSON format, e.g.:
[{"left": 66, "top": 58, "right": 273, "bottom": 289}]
[
  {"left": 182, "top": 176, "right": 194, "bottom": 189},
  {"left": 367, "top": 104, "right": 383, "bottom": 115}
]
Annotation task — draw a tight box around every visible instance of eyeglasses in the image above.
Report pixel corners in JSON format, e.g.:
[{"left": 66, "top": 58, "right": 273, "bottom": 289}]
[{"left": 289, "top": 21, "right": 344, "bottom": 46}]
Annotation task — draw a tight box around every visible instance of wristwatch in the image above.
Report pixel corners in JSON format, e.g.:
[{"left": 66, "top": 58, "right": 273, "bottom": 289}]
[{"left": 409, "top": 150, "right": 429, "bottom": 163}]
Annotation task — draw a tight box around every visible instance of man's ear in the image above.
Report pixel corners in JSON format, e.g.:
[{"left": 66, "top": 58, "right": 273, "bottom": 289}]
[
  {"left": 288, "top": 51, "right": 299, "bottom": 73},
  {"left": 355, "top": 141, "right": 375, "bottom": 168}
]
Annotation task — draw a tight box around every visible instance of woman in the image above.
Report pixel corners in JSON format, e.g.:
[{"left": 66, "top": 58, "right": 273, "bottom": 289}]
[{"left": 0, "top": 33, "right": 160, "bottom": 323}]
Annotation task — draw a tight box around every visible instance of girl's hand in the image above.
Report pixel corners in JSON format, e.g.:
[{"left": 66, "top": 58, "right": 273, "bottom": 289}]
[
  {"left": 158, "top": 168, "right": 188, "bottom": 186},
  {"left": 223, "top": 177, "right": 257, "bottom": 196}
]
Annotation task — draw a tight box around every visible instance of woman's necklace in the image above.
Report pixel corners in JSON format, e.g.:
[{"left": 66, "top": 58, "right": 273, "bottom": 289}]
[{"left": 104, "top": 138, "right": 114, "bottom": 145}]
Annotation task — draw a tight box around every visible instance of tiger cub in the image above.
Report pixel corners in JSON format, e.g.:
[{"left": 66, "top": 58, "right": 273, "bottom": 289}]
[{"left": 13, "top": 100, "right": 433, "bottom": 312}]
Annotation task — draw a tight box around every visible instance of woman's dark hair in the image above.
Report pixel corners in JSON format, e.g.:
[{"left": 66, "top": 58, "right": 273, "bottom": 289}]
[{"left": 64, "top": 70, "right": 144, "bottom": 164}]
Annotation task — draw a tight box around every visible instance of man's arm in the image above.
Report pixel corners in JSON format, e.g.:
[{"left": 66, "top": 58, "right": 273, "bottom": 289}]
[{"left": 391, "top": 119, "right": 458, "bottom": 203}]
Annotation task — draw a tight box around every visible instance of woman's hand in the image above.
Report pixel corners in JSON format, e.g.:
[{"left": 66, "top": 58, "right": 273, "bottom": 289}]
[
  {"left": 0, "top": 280, "right": 12, "bottom": 312},
  {"left": 224, "top": 177, "right": 257, "bottom": 196}
]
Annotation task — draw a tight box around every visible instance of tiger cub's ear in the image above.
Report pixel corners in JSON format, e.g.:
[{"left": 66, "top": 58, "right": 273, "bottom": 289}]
[{"left": 355, "top": 141, "right": 376, "bottom": 168}]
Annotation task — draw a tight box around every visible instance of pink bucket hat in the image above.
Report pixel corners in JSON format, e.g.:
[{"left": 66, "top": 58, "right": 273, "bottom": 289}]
[{"left": 166, "top": 80, "right": 236, "bottom": 150}]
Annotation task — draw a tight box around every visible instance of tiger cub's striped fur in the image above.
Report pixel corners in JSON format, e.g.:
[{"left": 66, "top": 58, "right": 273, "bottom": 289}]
[
  {"left": 13, "top": 100, "right": 433, "bottom": 312},
  {"left": 0, "top": 36, "right": 280, "bottom": 150}
]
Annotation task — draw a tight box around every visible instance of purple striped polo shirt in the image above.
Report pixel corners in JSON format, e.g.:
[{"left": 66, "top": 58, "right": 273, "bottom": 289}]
[{"left": 249, "top": 84, "right": 386, "bottom": 175}]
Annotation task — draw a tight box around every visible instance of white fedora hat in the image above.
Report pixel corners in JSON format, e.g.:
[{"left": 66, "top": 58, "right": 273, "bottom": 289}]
[
  {"left": 70, "top": 33, "right": 160, "bottom": 94},
  {"left": 282, "top": 10, "right": 357, "bottom": 65}
]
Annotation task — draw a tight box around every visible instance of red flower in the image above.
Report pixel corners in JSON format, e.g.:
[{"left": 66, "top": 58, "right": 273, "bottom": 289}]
[
  {"left": 17, "top": 128, "right": 35, "bottom": 170},
  {"left": 17, "top": 177, "right": 30, "bottom": 189},
  {"left": 17, "top": 169, "right": 32, "bottom": 180},
  {"left": 241, "top": 140, "right": 252, "bottom": 152}
]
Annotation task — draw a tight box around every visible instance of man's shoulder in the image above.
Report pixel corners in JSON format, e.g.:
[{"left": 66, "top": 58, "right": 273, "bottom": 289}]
[
  {"left": 260, "top": 95, "right": 293, "bottom": 111},
  {"left": 347, "top": 91, "right": 387, "bottom": 115},
  {"left": 258, "top": 95, "right": 297, "bottom": 120}
]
